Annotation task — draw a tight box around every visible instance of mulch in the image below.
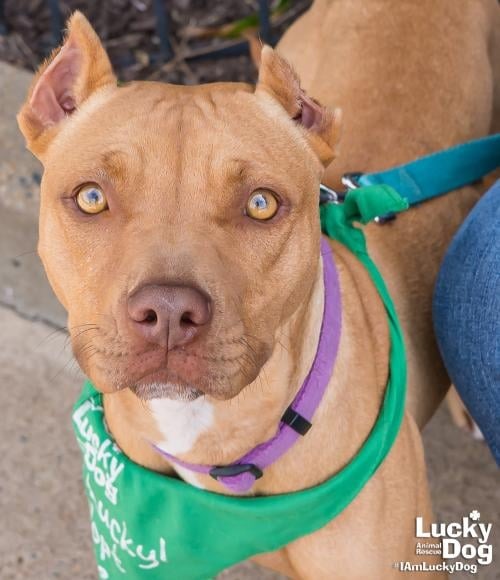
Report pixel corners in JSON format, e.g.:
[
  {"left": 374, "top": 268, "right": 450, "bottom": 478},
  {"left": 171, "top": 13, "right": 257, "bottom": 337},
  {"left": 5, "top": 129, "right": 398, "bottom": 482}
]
[{"left": 0, "top": 0, "right": 311, "bottom": 84}]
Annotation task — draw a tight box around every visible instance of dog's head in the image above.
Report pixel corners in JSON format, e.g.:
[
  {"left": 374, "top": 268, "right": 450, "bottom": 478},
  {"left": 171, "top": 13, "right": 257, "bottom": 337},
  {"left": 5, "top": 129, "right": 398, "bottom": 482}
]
[{"left": 18, "top": 13, "right": 340, "bottom": 401}]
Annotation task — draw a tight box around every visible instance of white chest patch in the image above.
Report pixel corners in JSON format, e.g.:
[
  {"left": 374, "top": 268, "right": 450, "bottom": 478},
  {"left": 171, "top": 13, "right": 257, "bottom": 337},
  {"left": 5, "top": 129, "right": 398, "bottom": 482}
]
[{"left": 148, "top": 392, "right": 214, "bottom": 456}]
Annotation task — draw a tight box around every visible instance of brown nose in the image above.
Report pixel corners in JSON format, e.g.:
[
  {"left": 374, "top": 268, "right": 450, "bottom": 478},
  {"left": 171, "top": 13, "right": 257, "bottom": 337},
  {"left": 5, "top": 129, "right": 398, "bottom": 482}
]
[{"left": 127, "top": 284, "right": 211, "bottom": 349}]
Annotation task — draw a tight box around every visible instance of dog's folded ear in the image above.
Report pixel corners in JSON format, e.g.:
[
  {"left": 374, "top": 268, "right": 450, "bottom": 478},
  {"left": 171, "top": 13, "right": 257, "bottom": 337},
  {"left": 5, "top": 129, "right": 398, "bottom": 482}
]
[
  {"left": 255, "top": 46, "right": 341, "bottom": 167},
  {"left": 17, "top": 11, "right": 116, "bottom": 158}
]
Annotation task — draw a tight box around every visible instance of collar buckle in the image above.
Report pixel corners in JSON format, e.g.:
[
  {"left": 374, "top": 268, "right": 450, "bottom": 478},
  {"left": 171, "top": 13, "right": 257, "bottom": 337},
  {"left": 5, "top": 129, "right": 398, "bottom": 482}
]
[{"left": 209, "top": 463, "right": 263, "bottom": 481}]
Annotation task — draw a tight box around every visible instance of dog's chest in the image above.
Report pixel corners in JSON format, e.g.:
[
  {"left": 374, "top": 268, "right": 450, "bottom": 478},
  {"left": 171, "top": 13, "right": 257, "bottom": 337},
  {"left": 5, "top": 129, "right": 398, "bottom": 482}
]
[{"left": 148, "top": 396, "right": 214, "bottom": 487}]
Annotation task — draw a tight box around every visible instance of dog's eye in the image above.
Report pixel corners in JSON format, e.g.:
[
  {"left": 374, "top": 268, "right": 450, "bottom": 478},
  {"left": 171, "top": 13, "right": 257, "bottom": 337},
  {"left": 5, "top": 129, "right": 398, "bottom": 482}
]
[
  {"left": 245, "top": 190, "right": 279, "bottom": 221},
  {"left": 75, "top": 185, "right": 108, "bottom": 214}
]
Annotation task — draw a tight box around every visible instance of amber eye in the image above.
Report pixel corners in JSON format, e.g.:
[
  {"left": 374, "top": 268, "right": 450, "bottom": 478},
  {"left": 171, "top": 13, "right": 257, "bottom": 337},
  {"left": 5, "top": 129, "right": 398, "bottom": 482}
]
[
  {"left": 245, "top": 190, "right": 279, "bottom": 221},
  {"left": 75, "top": 185, "right": 108, "bottom": 214}
]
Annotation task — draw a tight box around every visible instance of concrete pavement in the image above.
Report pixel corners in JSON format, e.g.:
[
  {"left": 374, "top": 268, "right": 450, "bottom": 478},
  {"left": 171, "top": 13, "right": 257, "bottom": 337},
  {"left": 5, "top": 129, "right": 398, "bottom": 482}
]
[{"left": 0, "top": 62, "right": 498, "bottom": 579}]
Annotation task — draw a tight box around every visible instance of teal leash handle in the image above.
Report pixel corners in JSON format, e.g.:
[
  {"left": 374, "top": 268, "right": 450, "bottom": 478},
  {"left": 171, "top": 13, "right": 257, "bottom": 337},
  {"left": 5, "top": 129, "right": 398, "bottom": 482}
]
[{"left": 357, "top": 133, "right": 500, "bottom": 206}]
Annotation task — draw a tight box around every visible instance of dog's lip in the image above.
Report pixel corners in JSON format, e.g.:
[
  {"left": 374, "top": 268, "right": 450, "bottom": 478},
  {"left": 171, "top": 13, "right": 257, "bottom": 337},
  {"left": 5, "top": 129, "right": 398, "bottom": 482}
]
[
  {"left": 131, "top": 382, "right": 202, "bottom": 401},
  {"left": 131, "top": 368, "right": 203, "bottom": 401},
  {"left": 122, "top": 346, "right": 209, "bottom": 387}
]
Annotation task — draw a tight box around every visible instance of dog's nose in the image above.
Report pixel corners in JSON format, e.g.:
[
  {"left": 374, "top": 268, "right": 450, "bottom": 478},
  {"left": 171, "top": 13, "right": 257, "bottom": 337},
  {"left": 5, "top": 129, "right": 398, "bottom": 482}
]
[{"left": 127, "top": 284, "right": 211, "bottom": 349}]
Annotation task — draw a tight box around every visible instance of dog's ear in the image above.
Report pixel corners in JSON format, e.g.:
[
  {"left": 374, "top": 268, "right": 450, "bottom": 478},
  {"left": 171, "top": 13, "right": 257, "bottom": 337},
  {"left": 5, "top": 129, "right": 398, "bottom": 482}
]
[
  {"left": 255, "top": 46, "right": 341, "bottom": 166},
  {"left": 17, "top": 11, "right": 116, "bottom": 158}
]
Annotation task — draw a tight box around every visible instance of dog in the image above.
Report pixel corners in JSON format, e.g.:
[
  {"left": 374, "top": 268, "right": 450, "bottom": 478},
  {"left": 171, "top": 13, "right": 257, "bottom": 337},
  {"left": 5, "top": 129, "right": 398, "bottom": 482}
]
[{"left": 17, "top": 0, "right": 498, "bottom": 577}]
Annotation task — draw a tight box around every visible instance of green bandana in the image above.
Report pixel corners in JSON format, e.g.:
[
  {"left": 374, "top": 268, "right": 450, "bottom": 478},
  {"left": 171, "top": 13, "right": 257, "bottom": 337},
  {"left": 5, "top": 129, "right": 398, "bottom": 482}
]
[{"left": 72, "top": 185, "right": 408, "bottom": 580}]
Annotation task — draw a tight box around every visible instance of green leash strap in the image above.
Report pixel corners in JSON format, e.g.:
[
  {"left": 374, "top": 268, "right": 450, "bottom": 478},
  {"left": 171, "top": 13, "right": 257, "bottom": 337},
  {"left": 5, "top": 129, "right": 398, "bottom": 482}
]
[
  {"left": 73, "top": 186, "right": 408, "bottom": 580},
  {"left": 358, "top": 133, "right": 500, "bottom": 205}
]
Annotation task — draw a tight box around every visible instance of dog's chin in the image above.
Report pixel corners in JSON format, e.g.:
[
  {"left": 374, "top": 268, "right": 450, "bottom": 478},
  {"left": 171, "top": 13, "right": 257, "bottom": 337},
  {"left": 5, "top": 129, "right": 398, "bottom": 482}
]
[{"left": 130, "top": 381, "right": 203, "bottom": 401}]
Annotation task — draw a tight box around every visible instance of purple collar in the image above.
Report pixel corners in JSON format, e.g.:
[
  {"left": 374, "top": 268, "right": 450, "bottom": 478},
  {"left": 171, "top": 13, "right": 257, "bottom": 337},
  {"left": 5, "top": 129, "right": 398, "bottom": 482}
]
[{"left": 153, "top": 237, "right": 342, "bottom": 494}]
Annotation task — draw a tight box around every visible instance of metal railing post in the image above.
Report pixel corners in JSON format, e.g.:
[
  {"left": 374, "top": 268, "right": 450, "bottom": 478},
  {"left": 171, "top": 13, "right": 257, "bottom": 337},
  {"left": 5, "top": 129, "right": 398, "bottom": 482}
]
[
  {"left": 258, "top": 0, "right": 273, "bottom": 45},
  {"left": 152, "top": 0, "right": 172, "bottom": 62},
  {"left": 47, "top": 0, "right": 63, "bottom": 46},
  {"left": 0, "top": 0, "right": 7, "bottom": 36}
]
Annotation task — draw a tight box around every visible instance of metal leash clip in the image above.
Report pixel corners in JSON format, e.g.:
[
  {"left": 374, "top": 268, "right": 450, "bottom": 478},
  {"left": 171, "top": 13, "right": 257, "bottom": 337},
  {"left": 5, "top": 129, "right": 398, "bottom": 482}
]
[
  {"left": 341, "top": 172, "right": 363, "bottom": 190},
  {"left": 319, "top": 172, "right": 362, "bottom": 205}
]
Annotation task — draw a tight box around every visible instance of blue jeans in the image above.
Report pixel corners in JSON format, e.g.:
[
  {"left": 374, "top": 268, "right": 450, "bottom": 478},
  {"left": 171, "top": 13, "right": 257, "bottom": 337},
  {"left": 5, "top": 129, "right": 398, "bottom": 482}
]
[{"left": 433, "top": 180, "right": 500, "bottom": 465}]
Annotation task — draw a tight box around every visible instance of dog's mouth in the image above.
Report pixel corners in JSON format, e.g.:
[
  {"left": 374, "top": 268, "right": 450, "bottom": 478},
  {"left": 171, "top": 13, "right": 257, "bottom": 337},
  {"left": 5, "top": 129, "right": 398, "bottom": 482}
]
[{"left": 74, "top": 330, "right": 271, "bottom": 401}]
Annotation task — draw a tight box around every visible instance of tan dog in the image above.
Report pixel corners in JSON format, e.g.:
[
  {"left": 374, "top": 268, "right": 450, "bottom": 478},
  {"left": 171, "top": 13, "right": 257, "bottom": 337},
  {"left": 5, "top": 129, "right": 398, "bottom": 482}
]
[{"left": 17, "top": 1, "right": 498, "bottom": 577}]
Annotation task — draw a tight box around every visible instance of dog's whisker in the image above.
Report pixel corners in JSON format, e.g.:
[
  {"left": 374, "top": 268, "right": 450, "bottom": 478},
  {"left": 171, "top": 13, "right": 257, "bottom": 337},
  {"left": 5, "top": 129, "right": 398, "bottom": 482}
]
[
  {"left": 49, "top": 353, "right": 78, "bottom": 383},
  {"left": 9, "top": 249, "right": 38, "bottom": 260},
  {"left": 34, "top": 325, "right": 68, "bottom": 350},
  {"left": 71, "top": 326, "right": 100, "bottom": 341}
]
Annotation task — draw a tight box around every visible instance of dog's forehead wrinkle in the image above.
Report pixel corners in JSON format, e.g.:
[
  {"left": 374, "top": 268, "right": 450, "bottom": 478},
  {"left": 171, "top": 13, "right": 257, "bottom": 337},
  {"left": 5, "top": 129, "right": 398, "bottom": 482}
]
[
  {"left": 122, "top": 84, "right": 224, "bottom": 129},
  {"left": 98, "top": 146, "right": 144, "bottom": 183},
  {"left": 173, "top": 101, "right": 186, "bottom": 208}
]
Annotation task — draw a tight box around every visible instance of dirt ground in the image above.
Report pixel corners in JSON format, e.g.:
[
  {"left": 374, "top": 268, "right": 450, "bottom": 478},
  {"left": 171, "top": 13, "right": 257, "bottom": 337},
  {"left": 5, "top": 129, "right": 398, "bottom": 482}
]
[{"left": 0, "top": 0, "right": 311, "bottom": 84}]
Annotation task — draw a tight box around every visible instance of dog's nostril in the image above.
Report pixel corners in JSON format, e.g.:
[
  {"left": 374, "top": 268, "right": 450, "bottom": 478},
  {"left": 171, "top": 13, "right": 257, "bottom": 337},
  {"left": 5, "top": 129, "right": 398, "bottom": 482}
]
[
  {"left": 180, "top": 311, "right": 196, "bottom": 326},
  {"left": 143, "top": 309, "right": 158, "bottom": 324}
]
